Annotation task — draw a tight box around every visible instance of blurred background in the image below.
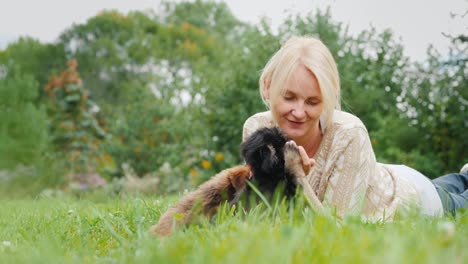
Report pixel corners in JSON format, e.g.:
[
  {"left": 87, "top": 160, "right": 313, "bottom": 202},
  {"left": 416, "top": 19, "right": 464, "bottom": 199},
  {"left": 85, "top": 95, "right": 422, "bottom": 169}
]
[{"left": 0, "top": 0, "right": 466, "bottom": 198}]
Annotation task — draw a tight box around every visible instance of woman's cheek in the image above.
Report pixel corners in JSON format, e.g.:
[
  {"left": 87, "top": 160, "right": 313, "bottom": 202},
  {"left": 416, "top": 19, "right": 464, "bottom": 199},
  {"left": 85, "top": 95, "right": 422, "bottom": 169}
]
[{"left": 276, "top": 100, "right": 293, "bottom": 114}]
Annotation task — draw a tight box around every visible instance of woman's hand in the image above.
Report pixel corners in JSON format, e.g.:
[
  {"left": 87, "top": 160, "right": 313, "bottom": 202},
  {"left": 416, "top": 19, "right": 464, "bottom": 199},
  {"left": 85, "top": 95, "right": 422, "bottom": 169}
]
[{"left": 288, "top": 141, "right": 316, "bottom": 175}]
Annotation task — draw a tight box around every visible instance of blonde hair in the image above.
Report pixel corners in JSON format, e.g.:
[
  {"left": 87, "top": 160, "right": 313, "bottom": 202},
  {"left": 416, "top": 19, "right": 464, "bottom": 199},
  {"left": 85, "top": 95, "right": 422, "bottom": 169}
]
[{"left": 259, "top": 36, "right": 341, "bottom": 130}]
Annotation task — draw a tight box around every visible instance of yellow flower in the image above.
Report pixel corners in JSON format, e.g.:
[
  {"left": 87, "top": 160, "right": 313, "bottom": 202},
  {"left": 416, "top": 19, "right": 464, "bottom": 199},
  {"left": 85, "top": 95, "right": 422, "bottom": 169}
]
[
  {"left": 215, "top": 153, "right": 224, "bottom": 162},
  {"left": 181, "top": 21, "right": 191, "bottom": 31},
  {"left": 190, "top": 168, "right": 199, "bottom": 185},
  {"left": 100, "top": 154, "right": 113, "bottom": 164},
  {"left": 201, "top": 160, "right": 212, "bottom": 169}
]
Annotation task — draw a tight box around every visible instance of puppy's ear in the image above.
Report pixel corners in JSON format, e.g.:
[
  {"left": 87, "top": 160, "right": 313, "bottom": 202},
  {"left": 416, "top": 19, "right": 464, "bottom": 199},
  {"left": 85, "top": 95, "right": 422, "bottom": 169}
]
[
  {"left": 241, "top": 129, "right": 267, "bottom": 163},
  {"left": 241, "top": 127, "right": 289, "bottom": 167}
]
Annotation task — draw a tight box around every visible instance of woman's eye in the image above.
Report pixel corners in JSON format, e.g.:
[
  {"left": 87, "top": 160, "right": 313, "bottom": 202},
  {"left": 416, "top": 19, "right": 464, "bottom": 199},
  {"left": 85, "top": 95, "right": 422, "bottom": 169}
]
[{"left": 307, "top": 100, "right": 319, "bottom": 105}]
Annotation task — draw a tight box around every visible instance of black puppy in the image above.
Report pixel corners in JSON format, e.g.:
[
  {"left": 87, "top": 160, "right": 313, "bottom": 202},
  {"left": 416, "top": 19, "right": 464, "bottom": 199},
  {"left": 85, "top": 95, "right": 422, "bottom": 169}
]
[
  {"left": 151, "top": 127, "right": 303, "bottom": 236},
  {"left": 240, "top": 127, "right": 298, "bottom": 201}
]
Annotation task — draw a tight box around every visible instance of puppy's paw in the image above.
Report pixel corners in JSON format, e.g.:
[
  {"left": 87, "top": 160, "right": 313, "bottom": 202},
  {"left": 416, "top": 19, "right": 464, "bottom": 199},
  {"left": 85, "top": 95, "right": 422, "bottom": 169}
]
[{"left": 284, "top": 141, "right": 307, "bottom": 178}]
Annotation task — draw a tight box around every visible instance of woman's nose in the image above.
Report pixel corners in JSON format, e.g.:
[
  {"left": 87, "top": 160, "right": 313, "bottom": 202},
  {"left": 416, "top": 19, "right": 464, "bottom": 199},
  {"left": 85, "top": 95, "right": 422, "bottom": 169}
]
[{"left": 291, "top": 102, "right": 306, "bottom": 118}]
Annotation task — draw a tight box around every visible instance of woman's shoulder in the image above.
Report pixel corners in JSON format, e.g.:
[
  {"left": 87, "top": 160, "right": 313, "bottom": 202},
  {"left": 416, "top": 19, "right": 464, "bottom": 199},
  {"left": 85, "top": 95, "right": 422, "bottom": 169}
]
[
  {"left": 243, "top": 111, "right": 275, "bottom": 129},
  {"left": 322, "top": 110, "right": 369, "bottom": 144},
  {"left": 242, "top": 111, "right": 276, "bottom": 142},
  {"left": 330, "top": 110, "right": 367, "bottom": 132}
]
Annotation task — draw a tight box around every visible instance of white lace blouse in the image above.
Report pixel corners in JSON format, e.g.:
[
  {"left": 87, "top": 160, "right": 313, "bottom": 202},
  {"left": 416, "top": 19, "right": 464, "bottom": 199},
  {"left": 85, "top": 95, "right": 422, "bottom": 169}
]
[{"left": 242, "top": 110, "right": 435, "bottom": 221}]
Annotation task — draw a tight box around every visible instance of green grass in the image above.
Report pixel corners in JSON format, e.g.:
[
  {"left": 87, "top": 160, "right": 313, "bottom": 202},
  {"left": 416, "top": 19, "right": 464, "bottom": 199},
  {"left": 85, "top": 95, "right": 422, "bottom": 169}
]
[{"left": 0, "top": 194, "right": 466, "bottom": 264}]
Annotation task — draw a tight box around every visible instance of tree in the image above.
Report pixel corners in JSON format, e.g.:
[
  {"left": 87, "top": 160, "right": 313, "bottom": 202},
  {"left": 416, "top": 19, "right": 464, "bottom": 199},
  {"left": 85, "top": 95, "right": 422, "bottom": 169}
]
[
  {"left": 45, "top": 59, "right": 106, "bottom": 173},
  {"left": 399, "top": 37, "right": 467, "bottom": 176},
  {"left": 202, "top": 22, "right": 281, "bottom": 157},
  {"left": 101, "top": 80, "right": 187, "bottom": 175},
  {"left": 58, "top": 11, "right": 144, "bottom": 110},
  {"left": 0, "top": 37, "right": 66, "bottom": 100},
  {"left": 0, "top": 67, "right": 48, "bottom": 168},
  {"left": 161, "top": 0, "right": 244, "bottom": 41}
]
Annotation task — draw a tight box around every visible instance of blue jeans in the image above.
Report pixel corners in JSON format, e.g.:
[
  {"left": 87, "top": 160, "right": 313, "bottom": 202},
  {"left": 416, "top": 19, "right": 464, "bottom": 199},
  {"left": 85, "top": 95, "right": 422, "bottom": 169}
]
[{"left": 432, "top": 171, "right": 468, "bottom": 216}]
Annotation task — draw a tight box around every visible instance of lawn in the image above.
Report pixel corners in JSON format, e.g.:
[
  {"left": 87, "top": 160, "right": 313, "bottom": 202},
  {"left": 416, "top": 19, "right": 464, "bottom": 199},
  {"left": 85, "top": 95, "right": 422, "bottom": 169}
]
[{"left": 0, "top": 195, "right": 466, "bottom": 263}]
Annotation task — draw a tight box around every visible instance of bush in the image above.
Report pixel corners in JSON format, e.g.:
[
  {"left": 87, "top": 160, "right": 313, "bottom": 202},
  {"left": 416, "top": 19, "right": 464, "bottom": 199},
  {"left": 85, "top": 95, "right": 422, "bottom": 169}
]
[{"left": 0, "top": 66, "right": 48, "bottom": 169}]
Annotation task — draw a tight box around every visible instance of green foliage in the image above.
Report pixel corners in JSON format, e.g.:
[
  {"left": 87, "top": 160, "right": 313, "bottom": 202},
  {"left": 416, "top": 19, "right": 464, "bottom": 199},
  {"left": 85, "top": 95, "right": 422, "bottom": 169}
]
[
  {"left": 400, "top": 42, "right": 467, "bottom": 176},
  {"left": 58, "top": 10, "right": 147, "bottom": 111},
  {"left": 0, "top": 67, "right": 48, "bottom": 168},
  {"left": 188, "top": 150, "right": 240, "bottom": 186},
  {"left": 203, "top": 24, "right": 280, "bottom": 156},
  {"left": 102, "top": 82, "right": 178, "bottom": 175},
  {"left": 0, "top": 37, "right": 66, "bottom": 100},
  {"left": 0, "top": 152, "right": 67, "bottom": 198},
  {"left": 162, "top": 0, "right": 243, "bottom": 40}
]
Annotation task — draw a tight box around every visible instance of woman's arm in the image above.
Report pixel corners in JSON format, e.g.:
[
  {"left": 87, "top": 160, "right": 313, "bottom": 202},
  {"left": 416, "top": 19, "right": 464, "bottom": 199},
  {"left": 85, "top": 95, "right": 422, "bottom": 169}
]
[
  {"left": 285, "top": 141, "right": 324, "bottom": 212},
  {"left": 321, "top": 127, "right": 376, "bottom": 218}
]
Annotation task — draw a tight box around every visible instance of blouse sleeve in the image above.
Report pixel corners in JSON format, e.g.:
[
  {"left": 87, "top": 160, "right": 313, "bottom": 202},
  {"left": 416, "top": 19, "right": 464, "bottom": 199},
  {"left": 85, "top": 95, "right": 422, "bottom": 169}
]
[
  {"left": 320, "top": 127, "right": 376, "bottom": 218},
  {"left": 242, "top": 114, "right": 265, "bottom": 142},
  {"left": 242, "top": 118, "right": 256, "bottom": 143}
]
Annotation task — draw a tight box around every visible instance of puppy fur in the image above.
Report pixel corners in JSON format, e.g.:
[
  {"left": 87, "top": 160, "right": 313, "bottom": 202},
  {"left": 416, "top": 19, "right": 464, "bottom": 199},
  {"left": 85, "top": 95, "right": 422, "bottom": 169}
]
[
  {"left": 150, "top": 165, "right": 250, "bottom": 237},
  {"left": 151, "top": 127, "right": 303, "bottom": 237}
]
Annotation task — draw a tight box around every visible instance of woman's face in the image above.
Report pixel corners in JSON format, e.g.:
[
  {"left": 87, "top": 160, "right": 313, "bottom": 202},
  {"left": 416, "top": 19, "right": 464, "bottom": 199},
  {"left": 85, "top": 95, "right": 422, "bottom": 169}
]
[{"left": 265, "top": 64, "right": 324, "bottom": 143}]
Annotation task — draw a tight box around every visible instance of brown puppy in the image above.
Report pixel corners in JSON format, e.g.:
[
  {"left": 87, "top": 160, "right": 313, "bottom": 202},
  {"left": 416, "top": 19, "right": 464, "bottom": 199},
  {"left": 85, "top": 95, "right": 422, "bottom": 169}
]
[
  {"left": 150, "top": 165, "right": 251, "bottom": 237},
  {"left": 151, "top": 127, "right": 304, "bottom": 237}
]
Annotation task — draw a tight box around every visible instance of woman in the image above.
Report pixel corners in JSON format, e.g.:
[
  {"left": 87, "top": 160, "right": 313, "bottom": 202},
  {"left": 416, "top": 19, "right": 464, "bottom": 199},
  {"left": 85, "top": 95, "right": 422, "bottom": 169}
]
[{"left": 242, "top": 36, "right": 467, "bottom": 221}]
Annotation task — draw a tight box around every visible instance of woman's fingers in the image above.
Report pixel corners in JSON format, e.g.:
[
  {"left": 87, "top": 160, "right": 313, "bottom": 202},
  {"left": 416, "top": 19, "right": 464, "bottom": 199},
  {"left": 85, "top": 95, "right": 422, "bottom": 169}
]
[
  {"left": 309, "top": 157, "right": 316, "bottom": 167},
  {"left": 296, "top": 145, "right": 315, "bottom": 175},
  {"left": 285, "top": 140, "right": 316, "bottom": 175},
  {"left": 296, "top": 145, "right": 313, "bottom": 166}
]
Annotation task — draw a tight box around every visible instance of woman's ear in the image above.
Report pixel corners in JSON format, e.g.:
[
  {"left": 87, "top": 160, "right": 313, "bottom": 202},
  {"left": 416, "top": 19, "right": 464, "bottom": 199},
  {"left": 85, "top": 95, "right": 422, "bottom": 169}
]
[{"left": 262, "top": 79, "right": 270, "bottom": 100}]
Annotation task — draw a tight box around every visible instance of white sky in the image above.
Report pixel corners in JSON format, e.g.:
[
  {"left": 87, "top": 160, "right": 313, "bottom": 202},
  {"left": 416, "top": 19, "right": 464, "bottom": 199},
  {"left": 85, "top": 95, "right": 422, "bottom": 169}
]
[{"left": 0, "top": 0, "right": 466, "bottom": 61}]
